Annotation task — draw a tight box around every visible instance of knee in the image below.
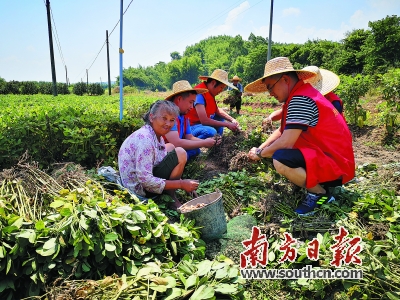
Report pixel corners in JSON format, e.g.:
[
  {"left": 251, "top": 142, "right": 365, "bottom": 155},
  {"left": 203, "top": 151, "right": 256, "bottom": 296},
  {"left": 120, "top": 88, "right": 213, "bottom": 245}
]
[
  {"left": 175, "top": 147, "right": 187, "bottom": 164},
  {"left": 273, "top": 159, "right": 285, "bottom": 175},
  {"left": 165, "top": 143, "right": 175, "bottom": 152}
]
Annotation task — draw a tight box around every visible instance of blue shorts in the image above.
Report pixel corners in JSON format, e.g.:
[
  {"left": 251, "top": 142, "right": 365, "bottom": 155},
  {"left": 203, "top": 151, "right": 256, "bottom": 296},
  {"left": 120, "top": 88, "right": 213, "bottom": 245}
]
[{"left": 273, "top": 149, "right": 342, "bottom": 187}]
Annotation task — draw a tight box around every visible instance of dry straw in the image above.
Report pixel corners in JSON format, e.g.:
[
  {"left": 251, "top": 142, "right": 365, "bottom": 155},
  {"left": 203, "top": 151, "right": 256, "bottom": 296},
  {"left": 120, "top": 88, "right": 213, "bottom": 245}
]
[
  {"left": 165, "top": 80, "right": 208, "bottom": 100},
  {"left": 303, "top": 66, "right": 340, "bottom": 95},
  {"left": 199, "top": 69, "right": 238, "bottom": 90},
  {"left": 230, "top": 75, "right": 242, "bottom": 82},
  {"left": 244, "top": 57, "right": 317, "bottom": 94}
]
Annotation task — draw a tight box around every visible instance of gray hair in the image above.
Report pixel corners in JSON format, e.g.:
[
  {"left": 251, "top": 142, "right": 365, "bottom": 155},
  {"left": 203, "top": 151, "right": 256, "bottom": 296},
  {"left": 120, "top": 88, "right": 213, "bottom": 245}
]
[{"left": 143, "top": 100, "right": 180, "bottom": 124}]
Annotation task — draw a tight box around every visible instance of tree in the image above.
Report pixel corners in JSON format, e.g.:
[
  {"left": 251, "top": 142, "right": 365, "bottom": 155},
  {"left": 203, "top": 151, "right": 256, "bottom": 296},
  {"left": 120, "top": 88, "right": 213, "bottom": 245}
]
[
  {"left": 336, "top": 29, "right": 370, "bottom": 75},
  {"left": 0, "top": 77, "right": 6, "bottom": 94},
  {"left": 170, "top": 51, "right": 181, "bottom": 61},
  {"left": 364, "top": 15, "right": 400, "bottom": 73}
]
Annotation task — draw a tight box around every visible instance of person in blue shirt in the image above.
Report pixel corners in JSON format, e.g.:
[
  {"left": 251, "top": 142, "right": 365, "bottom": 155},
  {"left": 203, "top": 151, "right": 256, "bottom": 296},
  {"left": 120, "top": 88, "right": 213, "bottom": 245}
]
[
  {"left": 164, "top": 80, "right": 221, "bottom": 160},
  {"left": 228, "top": 75, "right": 244, "bottom": 115}
]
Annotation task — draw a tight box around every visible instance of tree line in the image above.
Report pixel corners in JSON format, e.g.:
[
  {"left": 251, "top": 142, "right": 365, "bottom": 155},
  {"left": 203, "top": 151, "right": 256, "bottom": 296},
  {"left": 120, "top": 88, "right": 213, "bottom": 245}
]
[{"left": 117, "top": 15, "right": 399, "bottom": 91}]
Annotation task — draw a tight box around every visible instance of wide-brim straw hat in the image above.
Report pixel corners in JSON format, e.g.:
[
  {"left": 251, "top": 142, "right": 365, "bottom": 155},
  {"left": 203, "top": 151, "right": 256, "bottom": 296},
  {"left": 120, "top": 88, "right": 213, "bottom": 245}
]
[
  {"left": 244, "top": 57, "right": 317, "bottom": 94},
  {"left": 199, "top": 69, "right": 237, "bottom": 90},
  {"left": 302, "top": 66, "right": 340, "bottom": 95},
  {"left": 165, "top": 80, "right": 208, "bottom": 100},
  {"left": 230, "top": 75, "right": 242, "bottom": 82}
]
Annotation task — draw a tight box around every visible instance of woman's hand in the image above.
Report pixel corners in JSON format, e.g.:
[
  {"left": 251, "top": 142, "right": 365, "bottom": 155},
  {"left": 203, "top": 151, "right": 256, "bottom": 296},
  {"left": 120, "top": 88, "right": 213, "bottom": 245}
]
[{"left": 180, "top": 179, "right": 199, "bottom": 192}]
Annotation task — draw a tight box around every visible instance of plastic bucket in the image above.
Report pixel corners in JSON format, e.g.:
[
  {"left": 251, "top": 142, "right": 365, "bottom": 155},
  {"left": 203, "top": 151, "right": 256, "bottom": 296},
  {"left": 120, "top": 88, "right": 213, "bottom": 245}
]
[{"left": 178, "top": 191, "right": 227, "bottom": 241}]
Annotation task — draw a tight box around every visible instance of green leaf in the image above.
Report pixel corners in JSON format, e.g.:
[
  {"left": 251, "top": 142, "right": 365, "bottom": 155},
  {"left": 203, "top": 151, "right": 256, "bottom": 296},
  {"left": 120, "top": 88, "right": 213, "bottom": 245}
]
[
  {"left": 386, "top": 291, "right": 400, "bottom": 300},
  {"left": 82, "top": 262, "right": 91, "bottom": 272},
  {"left": 104, "top": 232, "right": 119, "bottom": 242},
  {"left": 190, "top": 285, "right": 214, "bottom": 300},
  {"left": 136, "top": 267, "right": 153, "bottom": 278},
  {"left": 2, "top": 226, "right": 18, "bottom": 234},
  {"left": 132, "top": 210, "right": 147, "bottom": 221},
  {"left": 11, "top": 217, "right": 23, "bottom": 229},
  {"left": 6, "top": 256, "right": 12, "bottom": 274},
  {"left": 105, "top": 243, "right": 116, "bottom": 252},
  {"left": 35, "top": 220, "right": 45, "bottom": 230},
  {"left": 214, "top": 283, "right": 237, "bottom": 294},
  {"left": 164, "top": 288, "right": 182, "bottom": 300},
  {"left": 164, "top": 276, "right": 177, "bottom": 288},
  {"left": 149, "top": 283, "right": 168, "bottom": 292},
  {"left": 126, "top": 260, "right": 138, "bottom": 276},
  {"left": 215, "top": 268, "right": 228, "bottom": 279},
  {"left": 17, "top": 229, "right": 36, "bottom": 243},
  {"left": 0, "top": 279, "right": 15, "bottom": 293},
  {"left": 196, "top": 260, "right": 212, "bottom": 277},
  {"left": 185, "top": 274, "right": 198, "bottom": 289},
  {"left": 50, "top": 200, "right": 65, "bottom": 208},
  {"left": 43, "top": 238, "right": 57, "bottom": 250},
  {"left": 60, "top": 207, "right": 72, "bottom": 217}
]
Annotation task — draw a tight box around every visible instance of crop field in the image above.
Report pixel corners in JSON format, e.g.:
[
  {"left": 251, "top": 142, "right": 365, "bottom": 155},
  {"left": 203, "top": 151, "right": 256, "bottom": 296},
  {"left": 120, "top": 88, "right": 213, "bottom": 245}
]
[{"left": 0, "top": 91, "right": 400, "bottom": 300}]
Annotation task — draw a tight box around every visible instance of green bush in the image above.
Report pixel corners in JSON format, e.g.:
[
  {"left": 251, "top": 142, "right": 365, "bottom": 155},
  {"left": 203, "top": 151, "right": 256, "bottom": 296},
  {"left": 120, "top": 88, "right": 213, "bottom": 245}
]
[
  {"left": 0, "top": 77, "right": 6, "bottom": 94},
  {"left": 21, "top": 81, "right": 38, "bottom": 95},
  {"left": 57, "top": 82, "right": 70, "bottom": 95},
  {"left": 72, "top": 82, "right": 87, "bottom": 96},
  {"left": 88, "top": 83, "right": 104, "bottom": 95},
  {"left": 38, "top": 82, "right": 53, "bottom": 94},
  {"left": 4, "top": 80, "right": 20, "bottom": 94},
  {"left": 123, "top": 85, "right": 138, "bottom": 94}
]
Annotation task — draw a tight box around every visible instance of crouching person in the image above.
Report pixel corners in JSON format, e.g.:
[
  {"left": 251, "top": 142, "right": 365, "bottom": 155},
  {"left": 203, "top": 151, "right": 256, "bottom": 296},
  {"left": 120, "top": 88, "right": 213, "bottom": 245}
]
[{"left": 118, "top": 100, "right": 199, "bottom": 210}]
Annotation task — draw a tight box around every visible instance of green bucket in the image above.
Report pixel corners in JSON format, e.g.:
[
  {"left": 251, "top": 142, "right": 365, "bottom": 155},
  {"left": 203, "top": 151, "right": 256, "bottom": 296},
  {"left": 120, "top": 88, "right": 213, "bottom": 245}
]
[{"left": 178, "top": 191, "right": 227, "bottom": 241}]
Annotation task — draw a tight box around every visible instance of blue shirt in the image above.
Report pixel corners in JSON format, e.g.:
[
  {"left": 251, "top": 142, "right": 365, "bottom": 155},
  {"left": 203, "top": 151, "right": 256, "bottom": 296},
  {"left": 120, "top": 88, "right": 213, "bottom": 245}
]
[
  {"left": 228, "top": 82, "right": 243, "bottom": 92},
  {"left": 170, "top": 115, "right": 192, "bottom": 138}
]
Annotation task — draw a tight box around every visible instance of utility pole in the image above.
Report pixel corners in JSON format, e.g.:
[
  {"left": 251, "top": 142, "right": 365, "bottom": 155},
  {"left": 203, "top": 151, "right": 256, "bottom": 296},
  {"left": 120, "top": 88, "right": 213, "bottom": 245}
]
[
  {"left": 119, "top": 0, "right": 124, "bottom": 120},
  {"left": 65, "top": 65, "right": 68, "bottom": 85},
  {"left": 267, "top": 0, "right": 274, "bottom": 61},
  {"left": 86, "top": 69, "right": 89, "bottom": 94},
  {"left": 106, "top": 30, "right": 112, "bottom": 95},
  {"left": 46, "top": 0, "right": 57, "bottom": 96}
]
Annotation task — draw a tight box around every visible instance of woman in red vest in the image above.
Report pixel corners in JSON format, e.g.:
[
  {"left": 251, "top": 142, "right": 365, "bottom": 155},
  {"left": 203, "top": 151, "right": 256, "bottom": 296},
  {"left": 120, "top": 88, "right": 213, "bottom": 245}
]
[
  {"left": 246, "top": 57, "right": 355, "bottom": 216},
  {"left": 186, "top": 69, "right": 240, "bottom": 139}
]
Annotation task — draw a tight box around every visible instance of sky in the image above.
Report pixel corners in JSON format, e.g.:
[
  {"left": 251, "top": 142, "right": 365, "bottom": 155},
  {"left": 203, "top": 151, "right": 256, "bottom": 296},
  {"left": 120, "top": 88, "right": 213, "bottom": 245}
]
[{"left": 0, "top": 0, "right": 399, "bottom": 83}]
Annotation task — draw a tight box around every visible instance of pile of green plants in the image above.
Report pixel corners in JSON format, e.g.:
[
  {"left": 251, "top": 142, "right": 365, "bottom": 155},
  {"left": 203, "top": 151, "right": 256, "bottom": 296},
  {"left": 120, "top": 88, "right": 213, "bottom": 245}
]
[{"left": 0, "top": 162, "right": 245, "bottom": 299}]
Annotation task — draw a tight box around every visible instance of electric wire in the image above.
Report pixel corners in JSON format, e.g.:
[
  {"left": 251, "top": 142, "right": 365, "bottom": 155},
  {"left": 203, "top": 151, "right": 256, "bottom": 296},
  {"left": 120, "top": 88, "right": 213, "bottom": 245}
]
[
  {"left": 142, "top": 0, "right": 266, "bottom": 65},
  {"left": 50, "top": 6, "right": 66, "bottom": 68},
  {"left": 73, "top": 0, "right": 134, "bottom": 82}
]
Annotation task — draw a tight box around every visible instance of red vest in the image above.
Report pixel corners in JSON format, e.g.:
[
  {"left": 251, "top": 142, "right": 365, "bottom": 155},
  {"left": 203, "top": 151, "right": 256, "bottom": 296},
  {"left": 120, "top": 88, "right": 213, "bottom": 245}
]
[
  {"left": 186, "top": 82, "right": 218, "bottom": 126},
  {"left": 280, "top": 81, "right": 355, "bottom": 188},
  {"left": 325, "top": 92, "right": 344, "bottom": 116}
]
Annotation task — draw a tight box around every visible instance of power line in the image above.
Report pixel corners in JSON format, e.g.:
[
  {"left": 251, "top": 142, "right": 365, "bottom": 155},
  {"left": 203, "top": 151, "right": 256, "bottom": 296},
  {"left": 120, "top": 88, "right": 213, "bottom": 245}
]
[
  {"left": 73, "top": 0, "right": 134, "bottom": 82},
  {"left": 142, "top": 0, "right": 265, "bottom": 64},
  {"left": 50, "top": 6, "right": 66, "bottom": 68}
]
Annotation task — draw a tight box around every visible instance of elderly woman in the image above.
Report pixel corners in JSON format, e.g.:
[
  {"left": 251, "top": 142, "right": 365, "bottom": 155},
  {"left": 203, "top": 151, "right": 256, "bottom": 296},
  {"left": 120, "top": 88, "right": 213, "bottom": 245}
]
[{"left": 118, "top": 100, "right": 199, "bottom": 209}]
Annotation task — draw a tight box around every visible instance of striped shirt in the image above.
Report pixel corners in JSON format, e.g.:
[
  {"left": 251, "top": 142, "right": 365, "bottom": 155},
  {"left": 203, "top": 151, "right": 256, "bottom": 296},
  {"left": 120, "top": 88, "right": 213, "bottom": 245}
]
[{"left": 285, "top": 96, "right": 319, "bottom": 131}]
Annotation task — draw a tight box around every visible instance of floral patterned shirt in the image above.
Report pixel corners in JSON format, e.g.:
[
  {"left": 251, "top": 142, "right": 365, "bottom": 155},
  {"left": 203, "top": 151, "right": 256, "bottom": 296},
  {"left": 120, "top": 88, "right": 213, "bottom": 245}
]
[{"left": 118, "top": 124, "right": 167, "bottom": 196}]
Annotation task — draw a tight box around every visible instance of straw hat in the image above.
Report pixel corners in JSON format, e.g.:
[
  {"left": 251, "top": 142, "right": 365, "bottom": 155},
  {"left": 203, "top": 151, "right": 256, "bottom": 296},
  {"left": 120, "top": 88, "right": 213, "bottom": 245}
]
[
  {"left": 244, "top": 57, "right": 317, "bottom": 94},
  {"left": 199, "top": 69, "right": 237, "bottom": 90},
  {"left": 302, "top": 66, "right": 340, "bottom": 95},
  {"left": 165, "top": 80, "right": 208, "bottom": 100},
  {"left": 231, "top": 75, "right": 242, "bottom": 82}
]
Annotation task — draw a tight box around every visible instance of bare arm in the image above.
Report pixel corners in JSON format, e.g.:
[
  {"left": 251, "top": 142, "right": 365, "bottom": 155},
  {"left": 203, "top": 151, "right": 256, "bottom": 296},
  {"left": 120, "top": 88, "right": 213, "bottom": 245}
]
[
  {"left": 196, "top": 104, "right": 238, "bottom": 131},
  {"left": 248, "top": 129, "right": 302, "bottom": 160},
  {"left": 164, "top": 131, "right": 217, "bottom": 149},
  {"left": 163, "top": 179, "right": 199, "bottom": 192}
]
